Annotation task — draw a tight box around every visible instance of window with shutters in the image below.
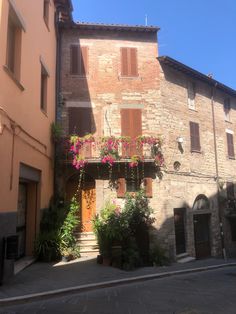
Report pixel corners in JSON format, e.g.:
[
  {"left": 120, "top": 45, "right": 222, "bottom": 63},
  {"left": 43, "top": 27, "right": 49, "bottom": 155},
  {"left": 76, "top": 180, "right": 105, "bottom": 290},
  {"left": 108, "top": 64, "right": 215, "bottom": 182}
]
[
  {"left": 189, "top": 121, "right": 201, "bottom": 152},
  {"left": 70, "top": 46, "right": 88, "bottom": 76},
  {"left": 68, "top": 107, "right": 92, "bottom": 136},
  {"left": 5, "top": 3, "right": 23, "bottom": 83},
  {"left": 224, "top": 98, "right": 231, "bottom": 122},
  {"left": 226, "top": 182, "right": 235, "bottom": 200},
  {"left": 120, "top": 47, "right": 138, "bottom": 77},
  {"left": 40, "top": 64, "right": 48, "bottom": 112},
  {"left": 187, "top": 82, "right": 196, "bottom": 110},
  {"left": 121, "top": 108, "right": 142, "bottom": 156},
  {"left": 226, "top": 132, "right": 235, "bottom": 159},
  {"left": 116, "top": 177, "right": 152, "bottom": 198},
  {"left": 43, "top": 0, "right": 50, "bottom": 28}
]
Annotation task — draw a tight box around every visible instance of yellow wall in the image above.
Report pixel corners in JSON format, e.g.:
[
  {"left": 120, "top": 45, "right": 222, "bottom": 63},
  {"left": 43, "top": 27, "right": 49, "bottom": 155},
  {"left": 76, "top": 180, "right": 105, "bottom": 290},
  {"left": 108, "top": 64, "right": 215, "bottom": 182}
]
[{"left": 0, "top": 0, "right": 57, "bottom": 212}]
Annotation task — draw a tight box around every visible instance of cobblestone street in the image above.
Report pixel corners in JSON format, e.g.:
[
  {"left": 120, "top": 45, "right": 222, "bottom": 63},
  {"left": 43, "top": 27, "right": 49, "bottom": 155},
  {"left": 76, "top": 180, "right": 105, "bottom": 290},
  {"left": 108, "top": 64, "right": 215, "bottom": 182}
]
[{"left": 1, "top": 267, "right": 236, "bottom": 314}]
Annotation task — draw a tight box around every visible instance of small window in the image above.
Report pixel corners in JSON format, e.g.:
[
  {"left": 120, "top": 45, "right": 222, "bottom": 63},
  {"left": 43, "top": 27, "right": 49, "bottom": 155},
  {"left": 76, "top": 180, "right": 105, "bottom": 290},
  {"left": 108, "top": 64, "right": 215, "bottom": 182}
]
[
  {"left": 120, "top": 47, "right": 138, "bottom": 77},
  {"left": 40, "top": 65, "right": 48, "bottom": 112},
  {"left": 226, "top": 182, "right": 235, "bottom": 200},
  {"left": 6, "top": 5, "right": 23, "bottom": 80},
  {"left": 70, "top": 46, "right": 88, "bottom": 76},
  {"left": 224, "top": 98, "right": 231, "bottom": 122},
  {"left": 189, "top": 121, "right": 201, "bottom": 152},
  {"left": 126, "top": 179, "right": 141, "bottom": 193},
  {"left": 187, "top": 82, "right": 196, "bottom": 110},
  {"left": 43, "top": 0, "right": 50, "bottom": 27},
  {"left": 226, "top": 132, "right": 235, "bottom": 159}
]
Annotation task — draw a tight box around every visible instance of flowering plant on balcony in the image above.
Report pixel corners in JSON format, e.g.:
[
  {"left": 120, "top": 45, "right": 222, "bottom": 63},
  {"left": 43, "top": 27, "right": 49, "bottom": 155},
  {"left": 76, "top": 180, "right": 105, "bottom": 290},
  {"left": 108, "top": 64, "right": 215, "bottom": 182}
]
[
  {"left": 100, "top": 136, "right": 120, "bottom": 166},
  {"left": 129, "top": 155, "right": 142, "bottom": 168},
  {"left": 70, "top": 134, "right": 95, "bottom": 169}
]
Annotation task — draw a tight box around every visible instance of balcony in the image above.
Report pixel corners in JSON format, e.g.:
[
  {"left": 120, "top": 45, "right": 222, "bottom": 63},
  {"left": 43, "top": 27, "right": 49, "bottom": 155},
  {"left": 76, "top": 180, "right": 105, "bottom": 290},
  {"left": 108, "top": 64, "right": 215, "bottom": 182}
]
[{"left": 66, "top": 135, "right": 164, "bottom": 170}]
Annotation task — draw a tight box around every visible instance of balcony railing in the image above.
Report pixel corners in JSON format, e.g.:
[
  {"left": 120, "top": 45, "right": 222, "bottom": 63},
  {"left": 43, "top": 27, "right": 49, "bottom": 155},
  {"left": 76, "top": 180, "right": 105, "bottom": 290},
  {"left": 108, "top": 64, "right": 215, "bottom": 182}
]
[{"left": 67, "top": 135, "right": 164, "bottom": 169}]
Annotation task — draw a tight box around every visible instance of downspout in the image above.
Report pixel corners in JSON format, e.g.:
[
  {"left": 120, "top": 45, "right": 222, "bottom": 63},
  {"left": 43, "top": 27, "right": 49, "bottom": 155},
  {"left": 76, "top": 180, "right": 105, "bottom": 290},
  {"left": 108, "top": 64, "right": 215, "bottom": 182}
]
[{"left": 211, "top": 82, "right": 226, "bottom": 260}]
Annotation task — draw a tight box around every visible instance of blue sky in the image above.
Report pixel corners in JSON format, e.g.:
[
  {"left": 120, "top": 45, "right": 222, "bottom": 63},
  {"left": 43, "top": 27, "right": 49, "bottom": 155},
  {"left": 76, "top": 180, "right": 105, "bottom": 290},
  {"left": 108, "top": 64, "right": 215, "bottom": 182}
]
[{"left": 72, "top": 0, "right": 236, "bottom": 90}]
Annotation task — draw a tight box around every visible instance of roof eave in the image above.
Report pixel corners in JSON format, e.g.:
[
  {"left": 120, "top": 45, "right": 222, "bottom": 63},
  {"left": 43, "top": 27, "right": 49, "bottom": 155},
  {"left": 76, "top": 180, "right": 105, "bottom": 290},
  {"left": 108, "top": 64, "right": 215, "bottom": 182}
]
[{"left": 158, "top": 56, "right": 236, "bottom": 97}]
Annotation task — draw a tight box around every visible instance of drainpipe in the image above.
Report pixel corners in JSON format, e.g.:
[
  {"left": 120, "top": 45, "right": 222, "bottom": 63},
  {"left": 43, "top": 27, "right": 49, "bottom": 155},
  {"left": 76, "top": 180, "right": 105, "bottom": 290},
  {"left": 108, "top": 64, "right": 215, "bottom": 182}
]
[{"left": 211, "top": 82, "right": 226, "bottom": 260}]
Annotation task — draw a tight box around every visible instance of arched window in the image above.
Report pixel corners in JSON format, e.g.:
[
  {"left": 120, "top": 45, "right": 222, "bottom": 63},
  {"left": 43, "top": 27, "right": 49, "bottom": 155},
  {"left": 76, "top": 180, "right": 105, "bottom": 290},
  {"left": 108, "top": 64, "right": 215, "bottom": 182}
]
[{"left": 193, "top": 194, "right": 210, "bottom": 211}]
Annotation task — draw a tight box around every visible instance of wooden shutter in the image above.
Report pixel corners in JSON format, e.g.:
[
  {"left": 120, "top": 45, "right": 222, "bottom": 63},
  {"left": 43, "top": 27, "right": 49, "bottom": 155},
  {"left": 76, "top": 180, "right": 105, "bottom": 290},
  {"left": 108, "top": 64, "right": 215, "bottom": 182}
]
[
  {"left": 121, "top": 109, "right": 142, "bottom": 156},
  {"left": 227, "top": 133, "right": 235, "bottom": 158},
  {"left": 121, "top": 48, "right": 128, "bottom": 76},
  {"left": 121, "top": 47, "right": 138, "bottom": 77},
  {"left": 190, "top": 122, "right": 200, "bottom": 152},
  {"left": 130, "top": 48, "right": 138, "bottom": 77},
  {"left": 70, "top": 45, "right": 79, "bottom": 75},
  {"left": 117, "top": 178, "right": 126, "bottom": 197},
  {"left": 144, "top": 178, "right": 152, "bottom": 197},
  {"left": 68, "top": 107, "right": 92, "bottom": 136},
  {"left": 226, "top": 182, "right": 234, "bottom": 200},
  {"left": 79, "top": 46, "right": 88, "bottom": 76}
]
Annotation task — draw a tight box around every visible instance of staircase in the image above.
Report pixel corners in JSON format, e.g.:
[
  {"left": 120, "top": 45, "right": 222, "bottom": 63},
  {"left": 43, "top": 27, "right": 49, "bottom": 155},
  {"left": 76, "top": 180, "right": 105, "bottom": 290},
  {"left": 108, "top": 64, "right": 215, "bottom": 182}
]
[
  {"left": 76, "top": 232, "right": 99, "bottom": 257},
  {"left": 176, "top": 253, "right": 195, "bottom": 263}
]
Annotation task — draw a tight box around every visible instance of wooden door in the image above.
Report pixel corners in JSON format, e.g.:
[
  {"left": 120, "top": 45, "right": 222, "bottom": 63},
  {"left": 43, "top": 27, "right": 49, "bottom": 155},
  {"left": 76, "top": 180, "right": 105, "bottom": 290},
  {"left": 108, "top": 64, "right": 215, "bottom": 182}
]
[
  {"left": 194, "top": 214, "right": 211, "bottom": 259},
  {"left": 81, "top": 181, "right": 96, "bottom": 232},
  {"left": 174, "top": 208, "right": 186, "bottom": 255}
]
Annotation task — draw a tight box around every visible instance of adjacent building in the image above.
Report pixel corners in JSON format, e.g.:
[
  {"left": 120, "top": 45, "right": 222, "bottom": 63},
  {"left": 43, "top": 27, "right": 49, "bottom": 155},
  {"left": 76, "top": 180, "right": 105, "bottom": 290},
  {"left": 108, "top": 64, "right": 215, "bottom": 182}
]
[{"left": 0, "top": 0, "right": 72, "bottom": 281}]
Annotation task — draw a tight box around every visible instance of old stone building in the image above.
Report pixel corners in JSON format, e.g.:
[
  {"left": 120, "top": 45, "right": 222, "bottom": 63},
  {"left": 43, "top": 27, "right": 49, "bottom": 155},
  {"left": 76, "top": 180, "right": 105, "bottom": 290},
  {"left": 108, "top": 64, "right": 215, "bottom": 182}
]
[{"left": 58, "top": 21, "right": 236, "bottom": 260}]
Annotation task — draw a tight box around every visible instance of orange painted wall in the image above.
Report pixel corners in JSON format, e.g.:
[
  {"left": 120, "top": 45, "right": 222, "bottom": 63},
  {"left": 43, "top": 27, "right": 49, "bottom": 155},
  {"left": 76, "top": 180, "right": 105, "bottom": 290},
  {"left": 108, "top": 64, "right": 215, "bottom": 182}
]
[{"left": 0, "top": 0, "right": 56, "bottom": 212}]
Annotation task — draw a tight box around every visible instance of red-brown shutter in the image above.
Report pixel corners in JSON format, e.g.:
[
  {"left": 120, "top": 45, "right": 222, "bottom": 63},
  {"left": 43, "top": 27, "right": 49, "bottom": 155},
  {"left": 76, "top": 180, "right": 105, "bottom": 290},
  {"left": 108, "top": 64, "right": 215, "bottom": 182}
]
[
  {"left": 68, "top": 107, "right": 92, "bottom": 136},
  {"left": 121, "top": 48, "right": 128, "bottom": 76},
  {"left": 130, "top": 48, "right": 138, "bottom": 77},
  {"left": 79, "top": 46, "right": 88, "bottom": 76},
  {"left": 121, "top": 109, "right": 142, "bottom": 156},
  {"left": 70, "top": 45, "right": 79, "bottom": 75},
  {"left": 227, "top": 133, "right": 235, "bottom": 158},
  {"left": 144, "top": 178, "right": 153, "bottom": 197},
  {"left": 117, "top": 178, "right": 126, "bottom": 197},
  {"left": 190, "top": 122, "right": 200, "bottom": 152}
]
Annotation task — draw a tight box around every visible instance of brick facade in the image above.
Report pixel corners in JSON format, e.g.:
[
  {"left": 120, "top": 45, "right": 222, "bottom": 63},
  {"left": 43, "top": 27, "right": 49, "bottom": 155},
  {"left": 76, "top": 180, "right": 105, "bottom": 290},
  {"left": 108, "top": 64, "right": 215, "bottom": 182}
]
[{"left": 59, "top": 23, "right": 236, "bottom": 260}]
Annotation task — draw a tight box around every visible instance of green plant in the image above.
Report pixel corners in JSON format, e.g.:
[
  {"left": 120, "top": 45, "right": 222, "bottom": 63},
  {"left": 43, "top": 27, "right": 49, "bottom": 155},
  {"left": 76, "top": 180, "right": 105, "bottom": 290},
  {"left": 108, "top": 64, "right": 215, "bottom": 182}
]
[
  {"left": 34, "top": 231, "right": 60, "bottom": 262},
  {"left": 51, "top": 123, "right": 63, "bottom": 142},
  {"left": 59, "top": 197, "right": 80, "bottom": 257},
  {"left": 150, "top": 243, "right": 170, "bottom": 266}
]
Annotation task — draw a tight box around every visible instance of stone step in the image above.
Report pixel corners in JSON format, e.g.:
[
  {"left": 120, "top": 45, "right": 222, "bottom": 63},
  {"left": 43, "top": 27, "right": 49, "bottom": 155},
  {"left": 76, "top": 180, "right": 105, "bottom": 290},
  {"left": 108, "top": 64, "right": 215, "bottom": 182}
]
[
  {"left": 177, "top": 253, "right": 195, "bottom": 263},
  {"left": 75, "top": 232, "right": 95, "bottom": 239}
]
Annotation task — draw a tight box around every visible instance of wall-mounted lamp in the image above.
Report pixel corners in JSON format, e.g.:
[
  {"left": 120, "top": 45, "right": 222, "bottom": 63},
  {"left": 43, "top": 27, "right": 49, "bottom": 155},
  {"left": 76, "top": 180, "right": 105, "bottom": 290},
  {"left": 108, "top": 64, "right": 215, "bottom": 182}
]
[{"left": 176, "top": 136, "right": 184, "bottom": 144}]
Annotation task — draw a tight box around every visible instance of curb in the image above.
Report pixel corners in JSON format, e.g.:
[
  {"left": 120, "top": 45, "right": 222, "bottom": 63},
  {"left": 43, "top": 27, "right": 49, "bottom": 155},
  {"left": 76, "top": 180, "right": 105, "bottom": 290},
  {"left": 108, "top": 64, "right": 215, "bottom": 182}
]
[{"left": 0, "top": 262, "right": 236, "bottom": 306}]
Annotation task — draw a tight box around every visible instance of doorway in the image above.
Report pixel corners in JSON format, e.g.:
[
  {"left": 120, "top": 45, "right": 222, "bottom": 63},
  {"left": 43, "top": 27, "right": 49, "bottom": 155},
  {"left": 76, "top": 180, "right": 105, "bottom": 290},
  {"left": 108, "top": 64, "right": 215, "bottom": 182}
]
[
  {"left": 174, "top": 208, "right": 186, "bottom": 255},
  {"left": 194, "top": 214, "right": 211, "bottom": 259},
  {"left": 81, "top": 180, "right": 96, "bottom": 232},
  {"left": 16, "top": 183, "right": 27, "bottom": 259}
]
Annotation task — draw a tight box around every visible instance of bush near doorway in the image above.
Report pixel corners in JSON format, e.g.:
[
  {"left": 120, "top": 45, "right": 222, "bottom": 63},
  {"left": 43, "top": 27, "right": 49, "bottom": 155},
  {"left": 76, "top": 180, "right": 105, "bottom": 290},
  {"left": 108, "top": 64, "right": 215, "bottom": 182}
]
[{"left": 93, "top": 190, "right": 155, "bottom": 270}]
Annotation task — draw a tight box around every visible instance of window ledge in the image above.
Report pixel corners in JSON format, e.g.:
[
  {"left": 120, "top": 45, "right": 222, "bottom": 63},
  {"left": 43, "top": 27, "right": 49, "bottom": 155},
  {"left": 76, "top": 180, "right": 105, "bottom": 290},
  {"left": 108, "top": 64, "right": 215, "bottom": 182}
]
[
  {"left": 118, "top": 75, "right": 141, "bottom": 80},
  {"left": 44, "top": 19, "right": 50, "bottom": 32},
  {"left": 3, "top": 65, "right": 24, "bottom": 91},
  {"left": 188, "top": 107, "right": 198, "bottom": 112},
  {"left": 225, "top": 120, "right": 232, "bottom": 124},
  {"left": 191, "top": 150, "right": 202, "bottom": 154},
  {"left": 228, "top": 156, "right": 235, "bottom": 160},
  {"left": 41, "top": 109, "right": 48, "bottom": 117}
]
